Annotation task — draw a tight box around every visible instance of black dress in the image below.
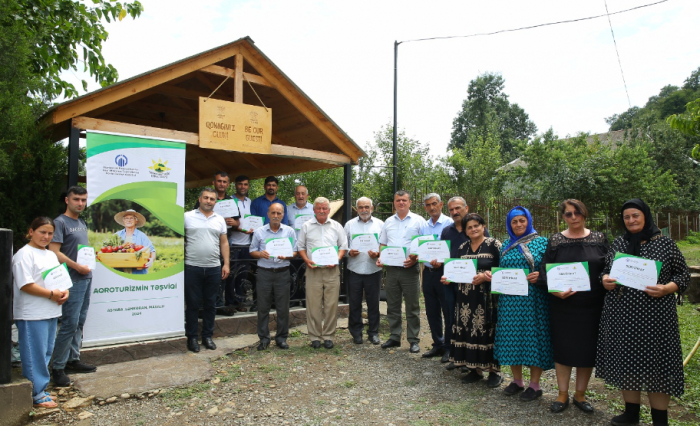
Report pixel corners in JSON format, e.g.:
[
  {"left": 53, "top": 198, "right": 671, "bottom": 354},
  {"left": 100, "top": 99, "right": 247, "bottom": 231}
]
[
  {"left": 538, "top": 231, "right": 608, "bottom": 367},
  {"left": 450, "top": 237, "right": 501, "bottom": 371},
  {"left": 596, "top": 235, "right": 689, "bottom": 397}
]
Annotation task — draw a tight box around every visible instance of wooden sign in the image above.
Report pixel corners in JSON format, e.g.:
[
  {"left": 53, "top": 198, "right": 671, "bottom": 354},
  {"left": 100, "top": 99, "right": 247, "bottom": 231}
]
[{"left": 199, "top": 97, "right": 272, "bottom": 154}]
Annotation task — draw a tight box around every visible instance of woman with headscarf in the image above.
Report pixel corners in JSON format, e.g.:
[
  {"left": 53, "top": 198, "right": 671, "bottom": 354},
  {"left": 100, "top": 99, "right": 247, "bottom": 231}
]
[
  {"left": 538, "top": 199, "right": 608, "bottom": 414},
  {"left": 113, "top": 209, "right": 156, "bottom": 274},
  {"left": 598, "top": 199, "right": 689, "bottom": 426},
  {"left": 495, "top": 206, "right": 553, "bottom": 402}
]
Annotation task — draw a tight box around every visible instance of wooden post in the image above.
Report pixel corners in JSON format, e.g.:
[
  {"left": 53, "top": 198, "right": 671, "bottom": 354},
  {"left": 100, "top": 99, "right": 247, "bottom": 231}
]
[
  {"left": 67, "top": 122, "right": 81, "bottom": 188},
  {"left": 234, "top": 54, "right": 243, "bottom": 103},
  {"left": 687, "top": 215, "right": 689, "bottom": 238}
]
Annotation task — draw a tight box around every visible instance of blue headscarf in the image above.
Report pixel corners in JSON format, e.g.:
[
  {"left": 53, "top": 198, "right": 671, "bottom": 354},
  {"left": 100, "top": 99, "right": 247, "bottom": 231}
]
[{"left": 504, "top": 206, "right": 537, "bottom": 253}]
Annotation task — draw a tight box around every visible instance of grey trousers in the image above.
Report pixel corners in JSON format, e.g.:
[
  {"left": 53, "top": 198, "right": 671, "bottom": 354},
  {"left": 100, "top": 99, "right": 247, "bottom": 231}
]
[
  {"left": 256, "top": 268, "right": 291, "bottom": 343},
  {"left": 384, "top": 264, "right": 421, "bottom": 343}
]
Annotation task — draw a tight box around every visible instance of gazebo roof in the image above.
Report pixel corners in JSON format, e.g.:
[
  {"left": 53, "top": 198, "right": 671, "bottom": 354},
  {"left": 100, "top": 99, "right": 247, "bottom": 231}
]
[{"left": 41, "top": 36, "right": 364, "bottom": 188}]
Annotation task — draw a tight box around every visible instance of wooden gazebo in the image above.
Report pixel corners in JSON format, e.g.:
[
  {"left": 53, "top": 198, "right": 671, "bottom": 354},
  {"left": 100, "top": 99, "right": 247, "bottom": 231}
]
[{"left": 40, "top": 36, "right": 363, "bottom": 218}]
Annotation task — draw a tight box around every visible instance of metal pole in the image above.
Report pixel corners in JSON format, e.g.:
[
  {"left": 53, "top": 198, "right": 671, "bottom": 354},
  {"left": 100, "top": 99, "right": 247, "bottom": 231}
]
[
  {"left": 0, "top": 228, "right": 13, "bottom": 384},
  {"left": 392, "top": 41, "right": 400, "bottom": 196},
  {"left": 343, "top": 164, "right": 352, "bottom": 224},
  {"left": 68, "top": 122, "right": 81, "bottom": 189}
]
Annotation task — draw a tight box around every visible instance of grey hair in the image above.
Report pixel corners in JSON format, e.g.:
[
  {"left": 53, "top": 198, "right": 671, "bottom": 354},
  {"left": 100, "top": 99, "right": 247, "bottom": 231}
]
[
  {"left": 313, "top": 196, "right": 330, "bottom": 206},
  {"left": 423, "top": 193, "right": 441, "bottom": 203},
  {"left": 356, "top": 197, "right": 373, "bottom": 207},
  {"left": 447, "top": 196, "right": 467, "bottom": 207}
]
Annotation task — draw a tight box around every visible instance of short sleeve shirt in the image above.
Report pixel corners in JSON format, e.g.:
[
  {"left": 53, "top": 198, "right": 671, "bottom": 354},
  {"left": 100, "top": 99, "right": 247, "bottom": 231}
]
[
  {"left": 12, "top": 245, "right": 63, "bottom": 320},
  {"left": 344, "top": 216, "right": 384, "bottom": 275},
  {"left": 298, "top": 218, "right": 349, "bottom": 252},
  {"left": 52, "top": 214, "right": 92, "bottom": 281},
  {"left": 378, "top": 211, "right": 426, "bottom": 249},
  {"left": 184, "top": 209, "right": 227, "bottom": 268},
  {"left": 250, "top": 223, "right": 298, "bottom": 268},
  {"left": 229, "top": 196, "right": 252, "bottom": 246}
]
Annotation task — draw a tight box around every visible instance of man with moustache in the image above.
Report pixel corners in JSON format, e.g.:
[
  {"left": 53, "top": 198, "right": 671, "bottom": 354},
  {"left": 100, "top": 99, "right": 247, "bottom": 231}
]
[
  {"left": 251, "top": 176, "right": 288, "bottom": 225},
  {"left": 249, "top": 203, "right": 297, "bottom": 350},
  {"left": 298, "top": 197, "right": 348, "bottom": 349},
  {"left": 377, "top": 191, "right": 426, "bottom": 353},
  {"left": 344, "top": 197, "right": 384, "bottom": 345},
  {"left": 184, "top": 188, "right": 230, "bottom": 353},
  {"left": 226, "top": 175, "right": 254, "bottom": 313},
  {"left": 419, "top": 193, "right": 454, "bottom": 362}
]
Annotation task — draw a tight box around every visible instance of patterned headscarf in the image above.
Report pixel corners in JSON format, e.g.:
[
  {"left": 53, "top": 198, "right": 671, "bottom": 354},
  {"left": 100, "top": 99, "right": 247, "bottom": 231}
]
[{"left": 504, "top": 206, "right": 537, "bottom": 254}]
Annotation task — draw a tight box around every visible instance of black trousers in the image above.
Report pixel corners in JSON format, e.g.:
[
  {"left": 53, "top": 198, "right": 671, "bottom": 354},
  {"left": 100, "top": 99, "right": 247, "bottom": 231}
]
[
  {"left": 256, "top": 268, "right": 290, "bottom": 343},
  {"left": 347, "top": 270, "right": 382, "bottom": 338}
]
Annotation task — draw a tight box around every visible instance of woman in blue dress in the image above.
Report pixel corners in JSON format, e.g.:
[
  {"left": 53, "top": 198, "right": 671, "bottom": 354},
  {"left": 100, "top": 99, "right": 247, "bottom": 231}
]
[{"left": 494, "top": 206, "right": 553, "bottom": 402}]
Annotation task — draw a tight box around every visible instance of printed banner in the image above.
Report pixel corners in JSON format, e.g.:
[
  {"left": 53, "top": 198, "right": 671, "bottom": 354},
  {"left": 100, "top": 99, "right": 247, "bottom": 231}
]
[{"left": 83, "top": 131, "right": 186, "bottom": 347}]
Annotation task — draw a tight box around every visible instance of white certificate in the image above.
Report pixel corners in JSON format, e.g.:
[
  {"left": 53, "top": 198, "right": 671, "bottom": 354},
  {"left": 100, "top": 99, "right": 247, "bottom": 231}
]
[
  {"left": 409, "top": 234, "right": 436, "bottom": 255},
  {"left": 213, "top": 199, "right": 240, "bottom": 219},
  {"left": 491, "top": 267, "right": 529, "bottom": 296},
  {"left": 443, "top": 259, "right": 478, "bottom": 283},
  {"left": 380, "top": 246, "right": 407, "bottom": 267},
  {"left": 417, "top": 240, "right": 451, "bottom": 264},
  {"left": 294, "top": 214, "right": 314, "bottom": 231},
  {"left": 351, "top": 233, "right": 379, "bottom": 252},
  {"left": 608, "top": 253, "right": 661, "bottom": 291},
  {"left": 310, "top": 246, "right": 339, "bottom": 266},
  {"left": 546, "top": 262, "right": 591, "bottom": 292},
  {"left": 76, "top": 244, "right": 96, "bottom": 270},
  {"left": 240, "top": 214, "right": 264, "bottom": 232},
  {"left": 41, "top": 263, "right": 74, "bottom": 291},
  {"left": 265, "top": 237, "right": 294, "bottom": 258}
]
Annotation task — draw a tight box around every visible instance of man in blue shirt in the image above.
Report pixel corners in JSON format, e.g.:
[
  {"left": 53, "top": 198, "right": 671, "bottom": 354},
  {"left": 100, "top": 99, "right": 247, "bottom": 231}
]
[{"left": 250, "top": 176, "right": 289, "bottom": 225}]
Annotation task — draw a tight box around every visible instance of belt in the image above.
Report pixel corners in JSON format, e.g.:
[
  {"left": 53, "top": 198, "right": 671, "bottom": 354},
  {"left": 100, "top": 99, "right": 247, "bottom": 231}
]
[{"left": 258, "top": 266, "right": 289, "bottom": 273}]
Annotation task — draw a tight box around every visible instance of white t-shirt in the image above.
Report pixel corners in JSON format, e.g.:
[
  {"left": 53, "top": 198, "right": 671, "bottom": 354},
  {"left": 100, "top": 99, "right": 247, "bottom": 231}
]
[{"left": 12, "top": 245, "right": 63, "bottom": 320}]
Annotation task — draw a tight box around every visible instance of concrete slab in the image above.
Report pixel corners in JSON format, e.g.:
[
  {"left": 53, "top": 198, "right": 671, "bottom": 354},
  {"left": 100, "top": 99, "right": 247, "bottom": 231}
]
[{"left": 0, "top": 371, "right": 32, "bottom": 426}]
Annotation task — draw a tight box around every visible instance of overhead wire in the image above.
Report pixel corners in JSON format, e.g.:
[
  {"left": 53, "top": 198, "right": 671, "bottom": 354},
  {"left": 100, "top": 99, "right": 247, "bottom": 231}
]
[{"left": 604, "top": 0, "right": 633, "bottom": 108}]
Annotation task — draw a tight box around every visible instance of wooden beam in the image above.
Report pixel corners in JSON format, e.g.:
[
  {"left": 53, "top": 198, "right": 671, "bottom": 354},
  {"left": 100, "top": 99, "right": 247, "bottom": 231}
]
[
  {"left": 195, "top": 72, "right": 220, "bottom": 93},
  {"left": 154, "top": 85, "right": 226, "bottom": 102},
  {"left": 269, "top": 143, "right": 351, "bottom": 165},
  {"left": 239, "top": 153, "right": 265, "bottom": 169},
  {"left": 201, "top": 65, "right": 273, "bottom": 88},
  {"left": 234, "top": 54, "right": 243, "bottom": 103},
  {"left": 128, "top": 102, "right": 194, "bottom": 119},
  {"left": 72, "top": 117, "right": 198, "bottom": 144},
  {"left": 191, "top": 149, "right": 231, "bottom": 174}
]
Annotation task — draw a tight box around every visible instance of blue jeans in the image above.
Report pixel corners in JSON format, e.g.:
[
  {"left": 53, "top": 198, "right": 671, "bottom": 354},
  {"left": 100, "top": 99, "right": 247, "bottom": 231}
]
[
  {"left": 17, "top": 318, "right": 58, "bottom": 403},
  {"left": 423, "top": 267, "right": 449, "bottom": 348},
  {"left": 52, "top": 278, "right": 92, "bottom": 369},
  {"left": 185, "top": 265, "right": 221, "bottom": 339}
]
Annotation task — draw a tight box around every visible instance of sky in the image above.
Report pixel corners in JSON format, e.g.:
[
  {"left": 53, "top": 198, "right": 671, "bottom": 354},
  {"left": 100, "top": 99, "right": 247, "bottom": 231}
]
[{"left": 62, "top": 0, "right": 700, "bottom": 159}]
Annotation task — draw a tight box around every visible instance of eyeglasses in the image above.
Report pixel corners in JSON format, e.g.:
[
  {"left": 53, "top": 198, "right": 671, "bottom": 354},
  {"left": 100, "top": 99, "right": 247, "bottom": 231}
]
[{"left": 563, "top": 211, "right": 582, "bottom": 218}]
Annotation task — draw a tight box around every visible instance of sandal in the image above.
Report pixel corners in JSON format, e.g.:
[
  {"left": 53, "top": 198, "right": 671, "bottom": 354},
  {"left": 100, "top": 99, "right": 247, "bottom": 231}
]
[
  {"left": 44, "top": 391, "right": 55, "bottom": 401},
  {"left": 33, "top": 395, "right": 58, "bottom": 408}
]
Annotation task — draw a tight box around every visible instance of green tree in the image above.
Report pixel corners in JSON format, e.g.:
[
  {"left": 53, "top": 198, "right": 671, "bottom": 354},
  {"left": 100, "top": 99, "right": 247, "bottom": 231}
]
[
  {"left": 450, "top": 72, "right": 537, "bottom": 162},
  {"left": 667, "top": 98, "right": 700, "bottom": 160}
]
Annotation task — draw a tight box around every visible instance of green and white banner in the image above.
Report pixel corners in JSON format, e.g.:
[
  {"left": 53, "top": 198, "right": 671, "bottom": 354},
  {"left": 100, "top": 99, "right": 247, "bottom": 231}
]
[{"left": 83, "top": 131, "right": 186, "bottom": 347}]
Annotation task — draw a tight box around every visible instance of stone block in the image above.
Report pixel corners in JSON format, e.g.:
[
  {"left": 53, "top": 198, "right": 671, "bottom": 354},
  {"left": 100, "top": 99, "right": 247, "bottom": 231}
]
[
  {"left": 0, "top": 371, "right": 32, "bottom": 426},
  {"left": 687, "top": 273, "right": 700, "bottom": 304}
]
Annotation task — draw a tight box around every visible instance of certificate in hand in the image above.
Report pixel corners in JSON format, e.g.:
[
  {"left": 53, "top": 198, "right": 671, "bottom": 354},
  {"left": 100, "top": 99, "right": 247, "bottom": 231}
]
[
  {"left": 240, "top": 214, "right": 264, "bottom": 232},
  {"left": 351, "top": 233, "right": 379, "bottom": 252},
  {"left": 77, "top": 244, "right": 96, "bottom": 270},
  {"left": 443, "top": 259, "right": 478, "bottom": 283},
  {"left": 546, "top": 262, "right": 591, "bottom": 292},
  {"left": 491, "top": 267, "right": 529, "bottom": 296},
  {"left": 417, "top": 240, "right": 451, "bottom": 264},
  {"left": 310, "top": 246, "right": 339, "bottom": 266},
  {"left": 380, "top": 246, "right": 407, "bottom": 267},
  {"left": 265, "top": 237, "right": 294, "bottom": 258},
  {"left": 409, "top": 234, "right": 436, "bottom": 255},
  {"left": 608, "top": 252, "right": 662, "bottom": 291},
  {"left": 41, "top": 263, "right": 74, "bottom": 291},
  {"left": 213, "top": 199, "right": 240, "bottom": 219},
  {"left": 294, "top": 214, "right": 314, "bottom": 231}
]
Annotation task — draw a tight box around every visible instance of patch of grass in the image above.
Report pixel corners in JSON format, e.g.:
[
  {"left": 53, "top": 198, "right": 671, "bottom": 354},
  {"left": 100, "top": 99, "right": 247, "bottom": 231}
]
[
  {"left": 259, "top": 364, "right": 282, "bottom": 373},
  {"left": 159, "top": 382, "right": 213, "bottom": 407},
  {"left": 403, "top": 378, "right": 418, "bottom": 386},
  {"left": 289, "top": 329, "right": 302, "bottom": 338},
  {"left": 315, "top": 399, "right": 327, "bottom": 405},
  {"left": 676, "top": 300, "right": 700, "bottom": 422},
  {"left": 341, "top": 380, "right": 356, "bottom": 388}
]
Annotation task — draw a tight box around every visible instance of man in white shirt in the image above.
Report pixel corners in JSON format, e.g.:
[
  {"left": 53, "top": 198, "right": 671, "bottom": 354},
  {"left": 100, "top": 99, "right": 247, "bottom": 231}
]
[
  {"left": 250, "top": 203, "right": 297, "bottom": 351},
  {"left": 419, "top": 193, "right": 454, "bottom": 362},
  {"left": 377, "top": 191, "right": 426, "bottom": 353},
  {"left": 344, "top": 197, "right": 384, "bottom": 345},
  {"left": 184, "top": 188, "right": 230, "bottom": 353},
  {"left": 226, "top": 175, "right": 254, "bottom": 313},
  {"left": 287, "top": 185, "right": 314, "bottom": 303},
  {"left": 298, "top": 197, "right": 348, "bottom": 349}
]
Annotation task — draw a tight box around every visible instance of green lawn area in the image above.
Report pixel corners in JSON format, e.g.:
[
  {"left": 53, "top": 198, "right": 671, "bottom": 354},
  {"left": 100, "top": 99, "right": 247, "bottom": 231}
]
[{"left": 677, "top": 240, "right": 700, "bottom": 424}]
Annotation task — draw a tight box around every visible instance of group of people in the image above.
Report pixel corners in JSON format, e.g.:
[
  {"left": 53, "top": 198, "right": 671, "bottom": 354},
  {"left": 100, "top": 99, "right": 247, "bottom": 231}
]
[{"left": 11, "top": 175, "right": 690, "bottom": 426}]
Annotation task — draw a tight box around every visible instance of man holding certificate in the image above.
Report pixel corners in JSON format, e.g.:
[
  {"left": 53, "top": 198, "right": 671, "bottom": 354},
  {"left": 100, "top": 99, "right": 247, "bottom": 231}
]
[
  {"left": 344, "top": 197, "right": 384, "bottom": 345},
  {"left": 249, "top": 203, "right": 297, "bottom": 351},
  {"left": 298, "top": 197, "right": 348, "bottom": 349},
  {"left": 377, "top": 190, "right": 426, "bottom": 354}
]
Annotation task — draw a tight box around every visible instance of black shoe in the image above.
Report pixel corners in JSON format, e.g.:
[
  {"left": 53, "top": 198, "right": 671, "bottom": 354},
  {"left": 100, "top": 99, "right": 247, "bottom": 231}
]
[
  {"left": 487, "top": 372, "right": 503, "bottom": 388},
  {"left": 550, "top": 398, "right": 570, "bottom": 413},
  {"left": 187, "top": 337, "right": 200, "bottom": 353},
  {"left": 352, "top": 335, "right": 363, "bottom": 344},
  {"left": 218, "top": 305, "right": 236, "bottom": 316},
  {"left": 323, "top": 340, "right": 334, "bottom": 349},
  {"left": 381, "top": 339, "right": 400, "bottom": 349},
  {"left": 421, "top": 346, "right": 444, "bottom": 358},
  {"left": 409, "top": 342, "right": 420, "bottom": 353},
  {"left": 503, "top": 382, "right": 525, "bottom": 396},
  {"left": 257, "top": 340, "right": 270, "bottom": 351},
  {"left": 65, "top": 360, "right": 97, "bottom": 373},
  {"left": 440, "top": 350, "right": 450, "bottom": 363},
  {"left": 276, "top": 340, "right": 289, "bottom": 350},
  {"left": 369, "top": 335, "right": 380, "bottom": 345},
  {"left": 461, "top": 370, "right": 483, "bottom": 384},
  {"left": 310, "top": 340, "right": 321, "bottom": 349},
  {"left": 202, "top": 337, "right": 217, "bottom": 350},
  {"left": 445, "top": 362, "right": 458, "bottom": 371},
  {"left": 520, "top": 387, "right": 543, "bottom": 402},
  {"left": 52, "top": 369, "right": 71, "bottom": 387},
  {"left": 572, "top": 398, "right": 594, "bottom": 413},
  {"left": 611, "top": 414, "right": 640, "bottom": 426}
]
